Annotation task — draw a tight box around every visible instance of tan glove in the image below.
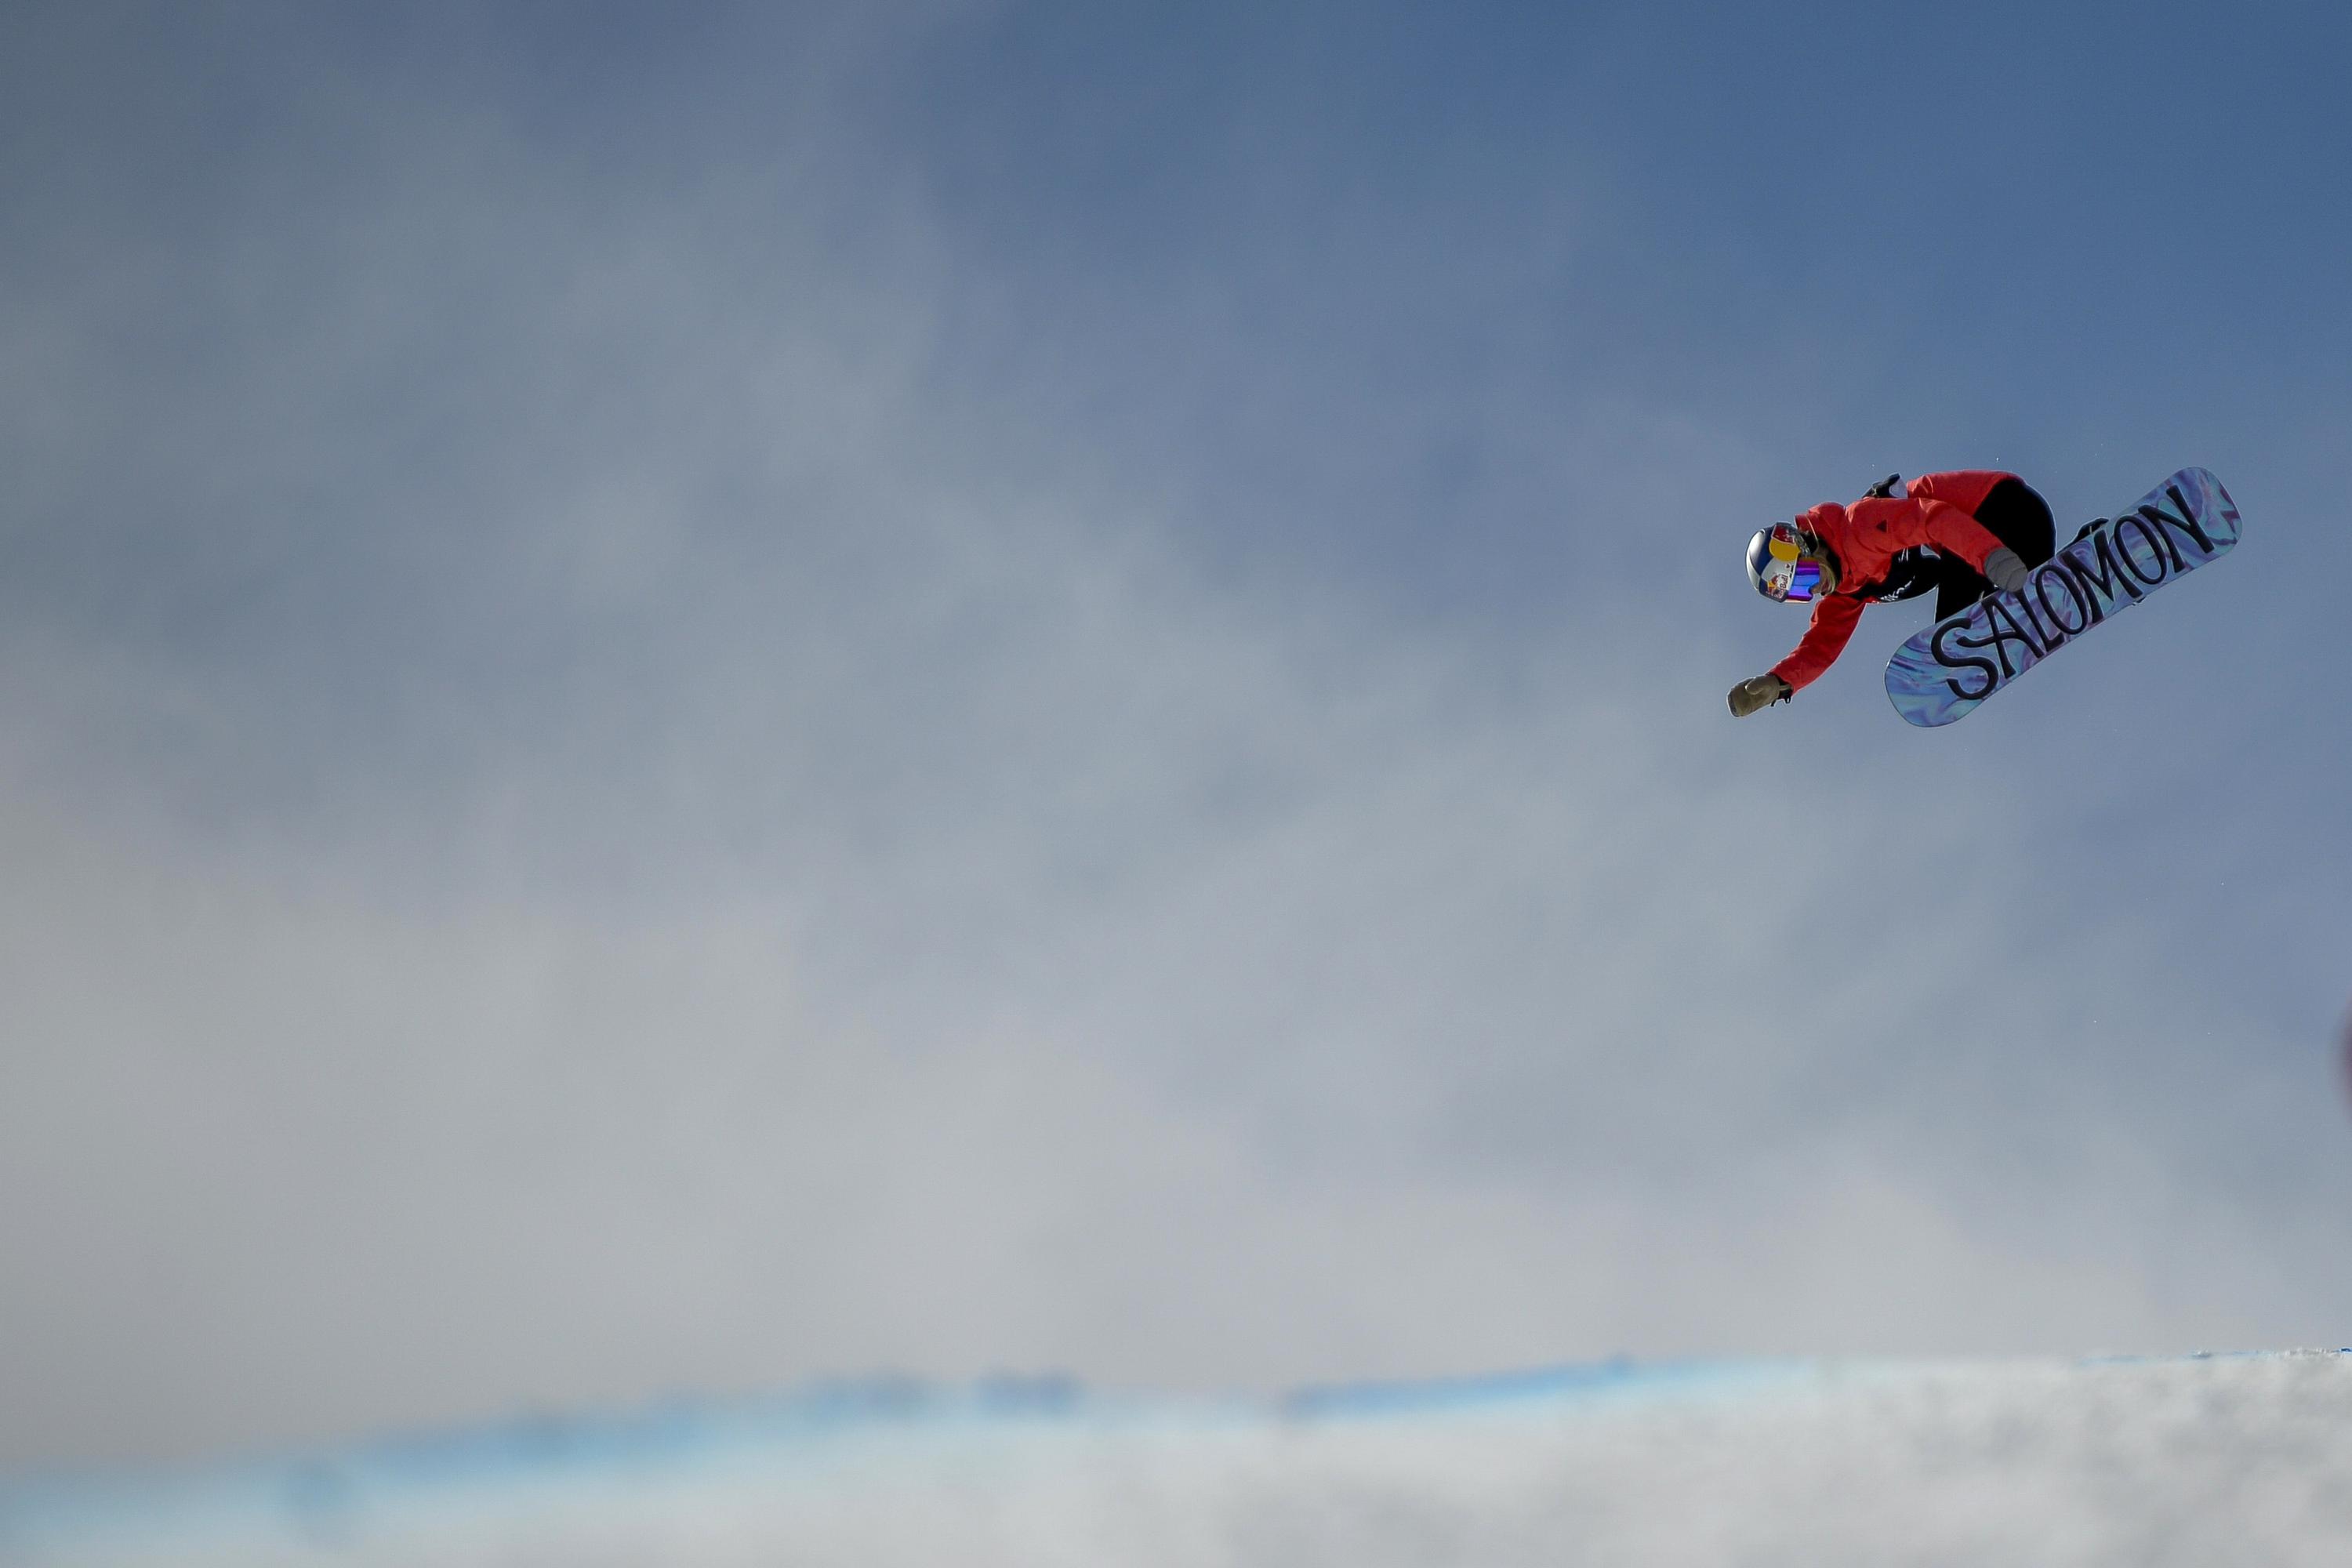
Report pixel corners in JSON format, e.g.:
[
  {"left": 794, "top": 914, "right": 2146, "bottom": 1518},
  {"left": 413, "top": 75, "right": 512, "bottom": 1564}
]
[
  {"left": 1728, "top": 673, "right": 1793, "bottom": 717},
  {"left": 1984, "top": 546, "right": 2031, "bottom": 594}
]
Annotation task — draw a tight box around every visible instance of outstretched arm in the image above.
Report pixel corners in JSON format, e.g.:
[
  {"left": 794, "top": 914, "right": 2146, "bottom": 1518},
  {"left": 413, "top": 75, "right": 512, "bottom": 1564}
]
[
  {"left": 1769, "top": 594, "right": 1865, "bottom": 691},
  {"left": 1731, "top": 595, "right": 1864, "bottom": 717}
]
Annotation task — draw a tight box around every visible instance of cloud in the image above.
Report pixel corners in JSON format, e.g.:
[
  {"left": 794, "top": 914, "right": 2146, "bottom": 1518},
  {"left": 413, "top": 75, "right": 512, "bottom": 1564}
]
[{"left": 1, "top": 2, "right": 2346, "bottom": 1471}]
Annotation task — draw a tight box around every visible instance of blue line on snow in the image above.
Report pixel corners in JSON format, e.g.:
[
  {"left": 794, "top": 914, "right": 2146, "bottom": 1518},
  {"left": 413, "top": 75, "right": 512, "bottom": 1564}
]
[{"left": 5, "top": 1353, "right": 2340, "bottom": 1552}]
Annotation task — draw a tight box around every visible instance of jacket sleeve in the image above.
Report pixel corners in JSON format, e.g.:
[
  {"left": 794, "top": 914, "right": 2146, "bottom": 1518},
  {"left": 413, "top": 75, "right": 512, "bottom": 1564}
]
[
  {"left": 1769, "top": 593, "right": 1865, "bottom": 691},
  {"left": 1911, "top": 498, "right": 2006, "bottom": 571}
]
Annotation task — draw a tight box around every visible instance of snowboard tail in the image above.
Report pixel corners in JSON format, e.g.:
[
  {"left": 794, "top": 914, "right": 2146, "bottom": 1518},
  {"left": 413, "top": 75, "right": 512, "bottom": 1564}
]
[{"left": 1883, "top": 467, "right": 2241, "bottom": 728}]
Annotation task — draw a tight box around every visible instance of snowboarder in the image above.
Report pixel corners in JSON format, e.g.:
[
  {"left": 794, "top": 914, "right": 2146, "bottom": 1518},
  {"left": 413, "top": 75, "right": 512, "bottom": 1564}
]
[{"left": 1728, "top": 470, "right": 2057, "bottom": 717}]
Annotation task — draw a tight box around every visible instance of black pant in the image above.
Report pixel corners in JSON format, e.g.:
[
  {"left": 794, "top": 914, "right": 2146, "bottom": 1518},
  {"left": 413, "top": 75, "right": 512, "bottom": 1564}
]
[{"left": 1935, "top": 477, "right": 2055, "bottom": 619}]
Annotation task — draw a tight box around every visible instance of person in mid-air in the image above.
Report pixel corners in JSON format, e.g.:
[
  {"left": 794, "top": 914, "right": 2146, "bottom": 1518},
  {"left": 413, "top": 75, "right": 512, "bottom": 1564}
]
[{"left": 1728, "top": 470, "right": 2056, "bottom": 717}]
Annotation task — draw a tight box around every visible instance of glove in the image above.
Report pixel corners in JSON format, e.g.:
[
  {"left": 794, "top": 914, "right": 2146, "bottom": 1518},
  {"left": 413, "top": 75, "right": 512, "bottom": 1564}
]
[
  {"left": 1983, "top": 546, "right": 2031, "bottom": 594},
  {"left": 1728, "top": 673, "right": 1794, "bottom": 717},
  {"left": 1863, "top": 473, "right": 1904, "bottom": 499}
]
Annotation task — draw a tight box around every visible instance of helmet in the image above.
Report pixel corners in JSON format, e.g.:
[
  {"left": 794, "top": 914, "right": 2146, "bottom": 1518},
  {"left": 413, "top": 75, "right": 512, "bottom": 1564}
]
[{"left": 1747, "top": 521, "right": 1828, "bottom": 603}]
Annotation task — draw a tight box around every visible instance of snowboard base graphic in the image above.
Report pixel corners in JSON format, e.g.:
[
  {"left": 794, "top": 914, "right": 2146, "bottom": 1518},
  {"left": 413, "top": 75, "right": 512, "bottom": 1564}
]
[{"left": 1884, "top": 468, "right": 2241, "bottom": 728}]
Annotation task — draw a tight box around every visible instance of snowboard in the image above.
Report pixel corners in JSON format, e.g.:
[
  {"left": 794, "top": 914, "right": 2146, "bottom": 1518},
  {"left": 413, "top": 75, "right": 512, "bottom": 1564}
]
[{"left": 1883, "top": 467, "right": 2241, "bottom": 728}]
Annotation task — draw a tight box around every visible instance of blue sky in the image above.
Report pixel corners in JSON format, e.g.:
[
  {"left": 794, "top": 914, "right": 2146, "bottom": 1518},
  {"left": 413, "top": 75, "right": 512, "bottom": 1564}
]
[{"left": 2, "top": 2, "right": 2348, "bottom": 1468}]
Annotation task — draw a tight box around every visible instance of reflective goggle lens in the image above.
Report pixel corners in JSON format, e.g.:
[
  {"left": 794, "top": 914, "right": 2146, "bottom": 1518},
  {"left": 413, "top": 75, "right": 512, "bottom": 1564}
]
[{"left": 1762, "top": 546, "right": 1821, "bottom": 602}]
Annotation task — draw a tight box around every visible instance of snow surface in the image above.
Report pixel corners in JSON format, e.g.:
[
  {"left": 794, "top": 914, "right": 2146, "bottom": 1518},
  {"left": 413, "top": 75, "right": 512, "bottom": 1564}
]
[{"left": 7, "top": 1353, "right": 2352, "bottom": 1567}]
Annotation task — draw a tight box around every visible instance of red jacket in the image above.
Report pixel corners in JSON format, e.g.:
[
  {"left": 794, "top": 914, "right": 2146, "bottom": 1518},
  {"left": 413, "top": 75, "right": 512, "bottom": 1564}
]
[{"left": 1769, "top": 471, "right": 2014, "bottom": 691}]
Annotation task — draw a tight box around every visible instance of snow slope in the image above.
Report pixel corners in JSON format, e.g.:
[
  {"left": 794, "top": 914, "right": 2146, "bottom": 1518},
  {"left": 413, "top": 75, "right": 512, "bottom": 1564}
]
[{"left": 7, "top": 1352, "right": 2351, "bottom": 1567}]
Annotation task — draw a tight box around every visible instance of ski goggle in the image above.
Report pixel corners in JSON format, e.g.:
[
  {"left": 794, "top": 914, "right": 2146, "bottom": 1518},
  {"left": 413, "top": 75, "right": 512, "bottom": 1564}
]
[{"left": 1761, "top": 528, "right": 1825, "bottom": 602}]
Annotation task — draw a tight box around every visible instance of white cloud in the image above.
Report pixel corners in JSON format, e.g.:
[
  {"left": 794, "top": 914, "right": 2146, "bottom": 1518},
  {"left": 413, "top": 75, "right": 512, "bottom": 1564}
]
[{"left": 1, "top": 1, "right": 2345, "bottom": 1472}]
